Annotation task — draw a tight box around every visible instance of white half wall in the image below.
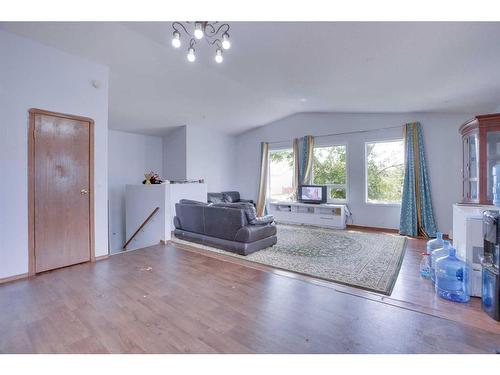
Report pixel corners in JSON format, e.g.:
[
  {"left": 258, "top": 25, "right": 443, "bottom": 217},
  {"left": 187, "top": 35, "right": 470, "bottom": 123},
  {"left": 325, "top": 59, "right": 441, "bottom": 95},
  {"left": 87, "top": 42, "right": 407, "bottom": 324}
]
[
  {"left": 0, "top": 30, "right": 110, "bottom": 279},
  {"left": 108, "top": 130, "right": 163, "bottom": 253},
  {"left": 235, "top": 112, "right": 472, "bottom": 233}
]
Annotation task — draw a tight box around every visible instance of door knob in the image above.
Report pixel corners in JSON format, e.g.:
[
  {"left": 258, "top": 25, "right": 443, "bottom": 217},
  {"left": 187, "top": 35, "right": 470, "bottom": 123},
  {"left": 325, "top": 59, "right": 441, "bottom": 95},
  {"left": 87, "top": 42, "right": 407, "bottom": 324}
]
[{"left": 80, "top": 188, "right": 89, "bottom": 195}]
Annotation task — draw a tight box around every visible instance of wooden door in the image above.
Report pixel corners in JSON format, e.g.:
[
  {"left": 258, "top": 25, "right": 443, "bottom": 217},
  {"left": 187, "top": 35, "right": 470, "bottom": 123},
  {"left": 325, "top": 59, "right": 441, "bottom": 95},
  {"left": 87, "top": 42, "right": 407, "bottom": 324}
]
[{"left": 30, "top": 109, "right": 94, "bottom": 273}]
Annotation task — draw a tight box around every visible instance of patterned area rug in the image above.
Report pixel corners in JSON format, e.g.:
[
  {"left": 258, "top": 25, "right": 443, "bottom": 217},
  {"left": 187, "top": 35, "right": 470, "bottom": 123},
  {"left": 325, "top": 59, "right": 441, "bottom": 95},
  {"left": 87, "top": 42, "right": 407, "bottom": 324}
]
[{"left": 172, "top": 224, "right": 407, "bottom": 295}]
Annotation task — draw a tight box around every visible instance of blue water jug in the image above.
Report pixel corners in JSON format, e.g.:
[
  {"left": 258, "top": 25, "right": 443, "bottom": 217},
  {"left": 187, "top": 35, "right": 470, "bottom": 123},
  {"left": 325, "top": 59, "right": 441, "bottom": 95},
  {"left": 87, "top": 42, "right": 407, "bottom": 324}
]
[
  {"left": 420, "top": 253, "right": 431, "bottom": 279},
  {"left": 430, "top": 240, "right": 450, "bottom": 283},
  {"left": 426, "top": 232, "right": 444, "bottom": 254},
  {"left": 435, "top": 247, "right": 470, "bottom": 303}
]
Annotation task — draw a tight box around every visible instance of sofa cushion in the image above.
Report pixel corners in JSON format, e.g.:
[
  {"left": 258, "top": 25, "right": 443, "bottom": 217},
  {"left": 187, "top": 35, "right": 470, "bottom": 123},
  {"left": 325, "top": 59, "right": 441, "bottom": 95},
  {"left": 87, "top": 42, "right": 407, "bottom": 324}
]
[
  {"left": 207, "top": 192, "right": 224, "bottom": 204},
  {"left": 203, "top": 205, "right": 247, "bottom": 241},
  {"left": 179, "top": 199, "right": 207, "bottom": 206},
  {"left": 250, "top": 215, "right": 275, "bottom": 225},
  {"left": 222, "top": 191, "right": 240, "bottom": 203},
  {"left": 212, "top": 202, "right": 256, "bottom": 222},
  {"left": 213, "top": 202, "right": 274, "bottom": 225}
]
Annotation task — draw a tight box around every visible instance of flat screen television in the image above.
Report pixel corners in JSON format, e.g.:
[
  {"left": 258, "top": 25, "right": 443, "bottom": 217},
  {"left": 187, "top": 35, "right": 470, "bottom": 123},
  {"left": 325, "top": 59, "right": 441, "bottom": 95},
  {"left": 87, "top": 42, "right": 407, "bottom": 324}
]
[{"left": 298, "top": 185, "right": 327, "bottom": 204}]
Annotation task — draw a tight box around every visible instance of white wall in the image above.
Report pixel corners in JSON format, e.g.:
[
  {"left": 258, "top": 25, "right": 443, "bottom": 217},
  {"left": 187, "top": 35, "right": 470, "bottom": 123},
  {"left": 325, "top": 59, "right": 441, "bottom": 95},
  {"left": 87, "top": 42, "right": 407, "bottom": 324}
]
[
  {"left": 186, "top": 126, "right": 237, "bottom": 192},
  {"left": 0, "top": 30, "right": 110, "bottom": 279},
  {"left": 163, "top": 126, "right": 187, "bottom": 181},
  {"left": 162, "top": 125, "right": 237, "bottom": 193},
  {"left": 108, "top": 130, "right": 163, "bottom": 253},
  {"left": 235, "top": 112, "right": 472, "bottom": 233}
]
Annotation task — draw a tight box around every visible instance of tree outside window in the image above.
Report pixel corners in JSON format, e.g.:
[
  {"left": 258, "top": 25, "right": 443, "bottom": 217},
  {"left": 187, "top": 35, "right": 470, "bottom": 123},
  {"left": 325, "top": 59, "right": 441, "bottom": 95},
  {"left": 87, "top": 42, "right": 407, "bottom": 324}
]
[
  {"left": 365, "top": 140, "right": 404, "bottom": 204},
  {"left": 313, "top": 145, "right": 347, "bottom": 201},
  {"left": 269, "top": 149, "right": 294, "bottom": 201}
]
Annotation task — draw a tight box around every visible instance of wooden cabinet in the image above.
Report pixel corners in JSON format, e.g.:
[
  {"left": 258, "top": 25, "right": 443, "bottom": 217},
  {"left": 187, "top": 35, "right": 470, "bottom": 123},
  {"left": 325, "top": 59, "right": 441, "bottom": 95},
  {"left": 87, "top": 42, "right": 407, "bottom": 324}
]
[{"left": 460, "top": 113, "right": 500, "bottom": 204}]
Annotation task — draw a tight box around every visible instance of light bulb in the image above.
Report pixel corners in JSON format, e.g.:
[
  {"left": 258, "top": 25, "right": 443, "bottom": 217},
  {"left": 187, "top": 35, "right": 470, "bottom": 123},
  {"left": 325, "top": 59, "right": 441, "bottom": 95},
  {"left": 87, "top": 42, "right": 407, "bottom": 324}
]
[
  {"left": 194, "top": 23, "right": 204, "bottom": 39},
  {"left": 171, "top": 31, "right": 181, "bottom": 48},
  {"left": 215, "top": 49, "right": 223, "bottom": 63},
  {"left": 222, "top": 33, "right": 231, "bottom": 49},
  {"left": 187, "top": 47, "right": 196, "bottom": 62}
]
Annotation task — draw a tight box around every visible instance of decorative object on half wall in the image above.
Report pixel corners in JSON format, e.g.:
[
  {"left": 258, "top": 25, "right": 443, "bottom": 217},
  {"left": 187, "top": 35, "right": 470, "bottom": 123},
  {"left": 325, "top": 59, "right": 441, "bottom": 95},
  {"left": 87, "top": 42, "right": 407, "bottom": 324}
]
[
  {"left": 169, "top": 179, "right": 204, "bottom": 184},
  {"left": 171, "top": 22, "right": 231, "bottom": 64},
  {"left": 399, "top": 122, "right": 437, "bottom": 238},
  {"left": 142, "top": 171, "right": 163, "bottom": 185}
]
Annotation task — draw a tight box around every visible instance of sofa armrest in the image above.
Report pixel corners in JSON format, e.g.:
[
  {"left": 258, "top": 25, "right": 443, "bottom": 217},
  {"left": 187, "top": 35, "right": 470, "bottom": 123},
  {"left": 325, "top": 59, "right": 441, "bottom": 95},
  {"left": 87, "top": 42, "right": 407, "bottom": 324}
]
[
  {"left": 173, "top": 216, "right": 182, "bottom": 229},
  {"left": 249, "top": 215, "right": 274, "bottom": 225},
  {"left": 234, "top": 223, "right": 277, "bottom": 243},
  {"left": 239, "top": 199, "right": 254, "bottom": 205}
]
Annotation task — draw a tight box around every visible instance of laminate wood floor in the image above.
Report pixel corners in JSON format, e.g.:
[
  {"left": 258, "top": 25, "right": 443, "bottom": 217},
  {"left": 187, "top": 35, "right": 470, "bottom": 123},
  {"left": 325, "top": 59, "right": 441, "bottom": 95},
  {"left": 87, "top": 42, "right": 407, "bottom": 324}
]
[{"left": 1, "top": 231, "right": 500, "bottom": 353}]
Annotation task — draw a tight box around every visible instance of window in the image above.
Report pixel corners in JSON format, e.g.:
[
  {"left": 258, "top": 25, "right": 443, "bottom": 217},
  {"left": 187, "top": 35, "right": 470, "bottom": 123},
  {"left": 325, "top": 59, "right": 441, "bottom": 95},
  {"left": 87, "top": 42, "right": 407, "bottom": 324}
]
[
  {"left": 269, "top": 149, "right": 294, "bottom": 201},
  {"left": 365, "top": 140, "right": 405, "bottom": 204},
  {"left": 312, "top": 145, "right": 347, "bottom": 202}
]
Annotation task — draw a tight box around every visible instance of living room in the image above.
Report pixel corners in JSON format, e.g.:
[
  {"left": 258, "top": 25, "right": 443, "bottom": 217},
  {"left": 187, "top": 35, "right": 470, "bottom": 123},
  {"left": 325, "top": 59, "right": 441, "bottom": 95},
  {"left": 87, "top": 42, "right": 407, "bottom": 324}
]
[{"left": 1, "top": 0, "right": 500, "bottom": 372}]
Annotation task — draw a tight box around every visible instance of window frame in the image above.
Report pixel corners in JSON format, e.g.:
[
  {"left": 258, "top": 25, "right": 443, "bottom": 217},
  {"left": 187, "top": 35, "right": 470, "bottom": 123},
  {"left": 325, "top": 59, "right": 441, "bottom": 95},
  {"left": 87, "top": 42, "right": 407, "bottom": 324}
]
[
  {"left": 364, "top": 138, "right": 405, "bottom": 206},
  {"left": 268, "top": 145, "right": 295, "bottom": 202},
  {"left": 312, "top": 142, "right": 349, "bottom": 204}
]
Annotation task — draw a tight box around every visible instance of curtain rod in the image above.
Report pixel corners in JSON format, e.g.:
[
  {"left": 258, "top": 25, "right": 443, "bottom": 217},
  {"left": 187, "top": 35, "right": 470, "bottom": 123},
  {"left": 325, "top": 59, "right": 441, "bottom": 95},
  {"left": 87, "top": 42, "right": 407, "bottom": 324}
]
[{"left": 266, "top": 124, "right": 403, "bottom": 145}]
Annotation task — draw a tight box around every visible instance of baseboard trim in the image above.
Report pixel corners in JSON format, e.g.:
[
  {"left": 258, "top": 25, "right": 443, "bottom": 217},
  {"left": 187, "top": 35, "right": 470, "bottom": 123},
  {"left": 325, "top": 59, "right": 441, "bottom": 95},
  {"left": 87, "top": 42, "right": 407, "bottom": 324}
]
[
  {"left": 1, "top": 256, "right": 108, "bottom": 284},
  {"left": 346, "top": 225, "right": 449, "bottom": 239},
  {"left": 347, "top": 224, "right": 399, "bottom": 234},
  {"left": 0, "top": 272, "right": 29, "bottom": 285}
]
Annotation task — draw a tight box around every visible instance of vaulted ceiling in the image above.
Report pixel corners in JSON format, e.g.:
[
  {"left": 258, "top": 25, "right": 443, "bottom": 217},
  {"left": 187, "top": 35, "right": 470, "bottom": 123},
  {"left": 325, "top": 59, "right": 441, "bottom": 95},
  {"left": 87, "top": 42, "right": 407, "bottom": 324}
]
[{"left": 2, "top": 22, "right": 500, "bottom": 135}]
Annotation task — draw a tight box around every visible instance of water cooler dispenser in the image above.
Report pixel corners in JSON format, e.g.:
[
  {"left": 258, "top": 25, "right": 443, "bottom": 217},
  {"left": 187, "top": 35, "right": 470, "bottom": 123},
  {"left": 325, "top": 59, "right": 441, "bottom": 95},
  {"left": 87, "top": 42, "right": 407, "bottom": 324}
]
[
  {"left": 481, "top": 164, "right": 500, "bottom": 321},
  {"left": 482, "top": 211, "right": 500, "bottom": 321}
]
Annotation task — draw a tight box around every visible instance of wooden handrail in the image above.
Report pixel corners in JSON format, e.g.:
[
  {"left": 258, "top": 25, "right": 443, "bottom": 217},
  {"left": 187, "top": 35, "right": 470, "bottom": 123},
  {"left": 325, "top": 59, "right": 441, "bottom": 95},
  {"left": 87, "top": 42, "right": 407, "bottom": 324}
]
[{"left": 123, "top": 207, "right": 160, "bottom": 250}]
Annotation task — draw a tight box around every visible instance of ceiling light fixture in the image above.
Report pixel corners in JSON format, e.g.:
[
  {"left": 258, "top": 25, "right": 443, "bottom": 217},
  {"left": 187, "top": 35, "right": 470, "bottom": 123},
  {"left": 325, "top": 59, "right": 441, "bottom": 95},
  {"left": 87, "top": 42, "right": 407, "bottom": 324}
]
[
  {"left": 171, "top": 31, "right": 181, "bottom": 48},
  {"left": 171, "top": 22, "right": 231, "bottom": 64},
  {"left": 187, "top": 46, "right": 196, "bottom": 62},
  {"left": 221, "top": 33, "right": 231, "bottom": 50},
  {"left": 215, "top": 48, "right": 223, "bottom": 63},
  {"left": 194, "top": 23, "right": 204, "bottom": 39}
]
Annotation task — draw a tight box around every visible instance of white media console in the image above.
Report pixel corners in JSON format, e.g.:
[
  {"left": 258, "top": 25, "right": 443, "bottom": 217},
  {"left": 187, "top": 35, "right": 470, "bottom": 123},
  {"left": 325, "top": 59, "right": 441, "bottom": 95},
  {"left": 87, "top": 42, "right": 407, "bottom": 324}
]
[{"left": 268, "top": 201, "right": 347, "bottom": 229}]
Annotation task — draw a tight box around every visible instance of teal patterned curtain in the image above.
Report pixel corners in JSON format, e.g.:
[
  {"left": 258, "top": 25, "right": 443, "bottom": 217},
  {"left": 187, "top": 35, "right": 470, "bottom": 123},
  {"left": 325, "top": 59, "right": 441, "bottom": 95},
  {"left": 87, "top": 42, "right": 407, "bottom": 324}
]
[
  {"left": 299, "top": 135, "right": 315, "bottom": 184},
  {"left": 399, "top": 122, "right": 437, "bottom": 238},
  {"left": 256, "top": 142, "right": 269, "bottom": 217},
  {"left": 292, "top": 138, "right": 300, "bottom": 200}
]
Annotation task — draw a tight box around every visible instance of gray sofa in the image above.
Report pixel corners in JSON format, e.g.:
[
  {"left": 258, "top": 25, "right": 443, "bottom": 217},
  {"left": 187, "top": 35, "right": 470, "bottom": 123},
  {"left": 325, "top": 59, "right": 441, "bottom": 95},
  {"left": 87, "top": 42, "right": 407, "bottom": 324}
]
[
  {"left": 207, "top": 191, "right": 254, "bottom": 205},
  {"left": 174, "top": 200, "right": 277, "bottom": 255}
]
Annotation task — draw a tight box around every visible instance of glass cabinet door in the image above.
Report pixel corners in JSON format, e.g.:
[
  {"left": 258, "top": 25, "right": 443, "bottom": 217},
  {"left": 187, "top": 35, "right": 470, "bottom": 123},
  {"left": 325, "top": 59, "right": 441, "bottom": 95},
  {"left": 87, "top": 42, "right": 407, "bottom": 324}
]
[
  {"left": 486, "top": 130, "right": 500, "bottom": 200},
  {"left": 463, "top": 134, "right": 479, "bottom": 201},
  {"left": 460, "top": 115, "right": 500, "bottom": 204}
]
